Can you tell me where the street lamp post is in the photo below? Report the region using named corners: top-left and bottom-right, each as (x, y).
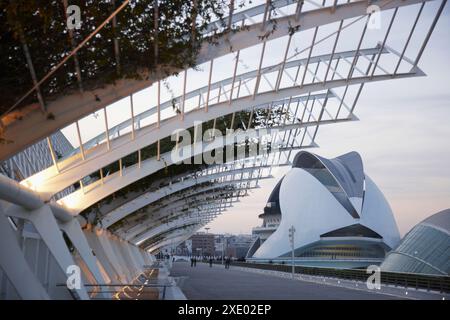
top-left (288, 225), bottom-right (296, 279)
top-left (221, 235), bottom-right (225, 265)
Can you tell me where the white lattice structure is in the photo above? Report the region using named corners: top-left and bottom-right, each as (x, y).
top-left (0, 0), bottom-right (446, 299)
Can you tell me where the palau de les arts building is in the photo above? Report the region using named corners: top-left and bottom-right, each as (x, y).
top-left (247, 151), bottom-right (402, 269)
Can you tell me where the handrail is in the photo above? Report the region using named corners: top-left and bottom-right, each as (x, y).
top-left (229, 261), bottom-right (450, 293)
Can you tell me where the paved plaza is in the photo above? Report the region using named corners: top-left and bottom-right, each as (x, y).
top-left (170, 262), bottom-right (402, 300)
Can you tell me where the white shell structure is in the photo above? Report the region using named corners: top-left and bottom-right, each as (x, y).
top-left (250, 151), bottom-right (401, 266)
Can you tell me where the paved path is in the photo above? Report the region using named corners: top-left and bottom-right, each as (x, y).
top-left (169, 261), bottom-right (401, 300)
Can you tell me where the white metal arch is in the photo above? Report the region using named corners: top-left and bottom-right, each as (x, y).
top-left (121, 192), bottom-right (247, 241)
top-left (100, 159), bottom-right (277, 228)
top-left (116, 185), bottom-right (252, 234)
top-left (23, 62), bottom-right (421, 202)
top-left (55, 116), bottom-right (346, 214)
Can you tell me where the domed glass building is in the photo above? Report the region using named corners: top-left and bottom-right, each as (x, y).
top-left (247, 151), bottom-right (401, 269)
top-left (381, 209), bottom-right (450, 276)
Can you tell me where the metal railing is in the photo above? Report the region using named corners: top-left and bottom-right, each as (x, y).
top-left (58, 282), bottom-right (173, 300)
top-left (229, 261), bottom-right (450, 293)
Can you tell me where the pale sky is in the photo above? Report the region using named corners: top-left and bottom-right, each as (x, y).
top-left (59, 2), bottom-right (450, 238)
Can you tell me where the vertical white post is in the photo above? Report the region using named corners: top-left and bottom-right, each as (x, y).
top-left (276, 35), bottom-right (292, 91)
top-left (229, 50), bottom-right (240, 104)
top-left (181, 69), bottom-right (187, 120)
top-left (103, 108), bottom-right (111, 151)
top-left (157, 139), bottom-right (161, 161)
top-left (300, 27), bottom-right (319, 87)
top-left (157, 80), bottom-right (161, 128)
top-left (130, 95), bottom-right (136, 140)
top-left (46, 137), bottom-right (59, 173)
top-left (289, 225), bottom-right (295, 279)
top-left (75, 121), bottom-right (85, 160)
top-left (253, 41), bottom-right (267, 99)
top-left (205, 59), bottom-right (214, 112)
top-left (138, 149), bottom-right (142, 168)
top-left (100, 167), bottom-right (104, 184)
top-left (295, 0), bottom-right (304, 21)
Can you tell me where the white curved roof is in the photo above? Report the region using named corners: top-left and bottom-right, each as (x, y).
top-left (293, 151), bottom-right (364, 199)
top-left (252, 151), bottom-right (401, 259)
top-left (292, 151), bottom-right (365, 218)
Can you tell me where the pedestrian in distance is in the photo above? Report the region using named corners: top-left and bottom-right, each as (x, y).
top-left (190, 257), bottom-right (194, 267)
top-left (209, 257), bottom-right (213, 267)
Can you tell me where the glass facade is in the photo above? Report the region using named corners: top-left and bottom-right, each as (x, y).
top-left (381, 224), bottom-right (450, 275)
top-left (280, 240), bottom-right (387, 260)
top-left (320, 224), bottom-right (382, 239)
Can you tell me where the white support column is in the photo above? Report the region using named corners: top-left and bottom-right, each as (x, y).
top-left (108, 238), bottom-right (133, 283)
top-left (6, 204), bottom-right (90, 299)
top-left (128, 245), bottom-right (145, 271)
top-left (83, 229), bottom-right (120, 284)
top-left (122, 242), bottom-right (142, 277)
top-left (96, 232), bottom-right (129, 283)
top-left (0, 204), bottom-right (50, 299)
top-left (114, 240), bottom-right (138, 278)
top-left (59, 219), bottom-right (110, 286)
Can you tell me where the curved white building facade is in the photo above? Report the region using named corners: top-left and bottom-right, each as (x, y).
top-left (248, 151), bottom-right (401, 268)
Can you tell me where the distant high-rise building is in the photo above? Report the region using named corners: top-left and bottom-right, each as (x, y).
top-left (190, 232), bottom-right (215, 256)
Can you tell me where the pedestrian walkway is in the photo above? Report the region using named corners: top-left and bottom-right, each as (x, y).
top-left (169, 261), bottom-right (401, 300)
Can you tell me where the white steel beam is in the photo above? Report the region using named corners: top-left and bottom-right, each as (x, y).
top-left (100, 164), bottom-right (275, 228)
top-left (23, 61), bottom-right (404, 198)
top-left (56, 115), bottom-right (352, 215)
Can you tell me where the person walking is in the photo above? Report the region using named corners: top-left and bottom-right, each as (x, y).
top-left (193, 257), bottom-right (197, 267)
top-left (225, 257), bottom-right (230, 269)
top-left (209, 257), bottom-right (213, 267)
top-left (190, 257), bottom-right (194, 267)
